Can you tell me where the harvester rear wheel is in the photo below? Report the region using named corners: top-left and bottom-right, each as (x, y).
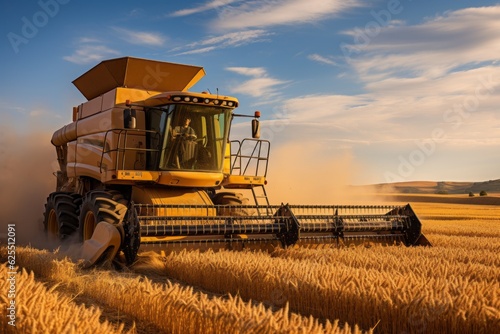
top-left (43, 192), bottom-right (81, 241)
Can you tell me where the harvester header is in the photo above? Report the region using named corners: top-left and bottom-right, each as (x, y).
top-left (43, 56), bottom-right (430, 268)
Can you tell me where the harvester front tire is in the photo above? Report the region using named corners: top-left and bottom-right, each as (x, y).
top-left (78, 190), bottom-right (128, 242)
top-left (122, 203), bottom-right (141, 265)
top-left (78, 190), bottom-right (140, 265)
top-left (43, 192), bottom-right (82, 242)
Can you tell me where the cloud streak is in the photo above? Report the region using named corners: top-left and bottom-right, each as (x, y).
top-left (172, 29), bottom-right (271, 55)
top-left (112, 27), bottom-right (166, 46)
top-left (211, 0), bottom-right (362, 30)
top-left (64, 27), bottom-right (166, 65)
top-left (226, 67), bottom-right (289, 98)
top-left (63, 39), bottom-right (120, 65)
top-left (170, 0), bottom-right (239, 17)
top-left (343, 6), bottom-right (500, 80)
top-left (308, 54), bottom-right (338, 66)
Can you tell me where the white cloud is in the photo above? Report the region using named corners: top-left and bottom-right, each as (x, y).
top-left (199, 30), bottom-right (271, 46)
top-left (229, 77), bottom-right (288, 98)
top-left (0, 102), bottom-right (25, 115)
top-left (112, 27), bottom-right (166, 46)
top-left (287, 6), bottom-right (500, 150)
top-left (170, 0), bottom-right (238, 17)
top-left (128, 8), bottom-right (143, 17)
top-left (175, 46), bottom-right (217, 55)
top-left (308, 54), bottom-right (338, 66)
top-left (226, 67), bottom-right (267, 77)
top-left (277, 68), bottom-right (500, 162)
top-left (212, 0), bottom-right (362, 30)
top-left (343, 6), bottom-right (500, 80)
top-left (78, 37), bottom-right (101, 44)
top-left (65, 28), bottom-right (165, 65)
top-left (63, 44), bottom-right (120, 65)
top-left (226, 67), bottom-right (288, 98)
top-left (29, 109), bottom-right (61, 119)
top-left (227, 6), bottom-right (500, 175)
top-left (270, 73), bottom-right (500, 184)
top-left (173, 30), bottom-right (271, 55)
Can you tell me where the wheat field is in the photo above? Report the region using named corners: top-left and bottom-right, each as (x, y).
top-left (1, 247), bottom-right (359, 334)
top-left (1, 197), bottom-right (499, 333)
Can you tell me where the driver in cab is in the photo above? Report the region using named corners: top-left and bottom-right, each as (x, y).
top-left (173, 117), bottom-right (197, 140)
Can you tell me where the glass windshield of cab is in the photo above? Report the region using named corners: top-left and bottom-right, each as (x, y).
top-left (147, 104), bottom-right (230, 172)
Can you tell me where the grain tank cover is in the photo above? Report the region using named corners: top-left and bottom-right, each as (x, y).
top-left (72, 56), bottom-right (206, 101)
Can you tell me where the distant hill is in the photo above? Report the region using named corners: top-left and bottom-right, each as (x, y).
top-left (359, 179), bottom-right (500, 195)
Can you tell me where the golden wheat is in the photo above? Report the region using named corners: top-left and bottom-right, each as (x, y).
top-left (7, 247), bottom-right (359, 334)
top-left (162, 247), bottom-right (498, 333)
top-left (3, 201), bottom-right (499, 333)
top-left (0, 265), bottom-right (129, 334)
top-left (156, 202), bottom-right (500, 334)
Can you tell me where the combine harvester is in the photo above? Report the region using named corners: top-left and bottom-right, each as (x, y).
top-left (44, 57), bottom-right (430, 267)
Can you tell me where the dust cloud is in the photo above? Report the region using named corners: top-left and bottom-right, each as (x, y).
top-left (0, 128), bottom-right (57, 246)
top-left (265, 141), bottom-right (382, 205)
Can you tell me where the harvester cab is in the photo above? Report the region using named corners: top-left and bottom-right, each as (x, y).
top-left (44, 57), bottom-right (430, 268)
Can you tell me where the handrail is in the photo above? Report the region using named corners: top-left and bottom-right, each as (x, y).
top-left (229, 139), bottom-right (270, 177)
top-left (99, 128), bottom-right (161, 173)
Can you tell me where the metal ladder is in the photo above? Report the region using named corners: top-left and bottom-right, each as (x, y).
top-left (251, 184), bottom-right (272, 216)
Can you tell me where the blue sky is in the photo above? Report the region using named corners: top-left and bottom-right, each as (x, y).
top-left (1, 0), bottom-right (500, 188)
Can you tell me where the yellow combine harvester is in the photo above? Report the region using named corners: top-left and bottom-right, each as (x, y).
top-left (44, 57), bottom-right (430, 266)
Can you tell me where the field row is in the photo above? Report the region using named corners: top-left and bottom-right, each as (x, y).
top-left (157, 244), bottom-right (499, 334)
top-left (0, 265), bottom-right (129, 334)
top-left (2, 247), bottom-right (364, 334)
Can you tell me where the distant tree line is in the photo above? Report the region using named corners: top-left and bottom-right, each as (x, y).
top-left (468, 191), bottom-right (488, 197)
